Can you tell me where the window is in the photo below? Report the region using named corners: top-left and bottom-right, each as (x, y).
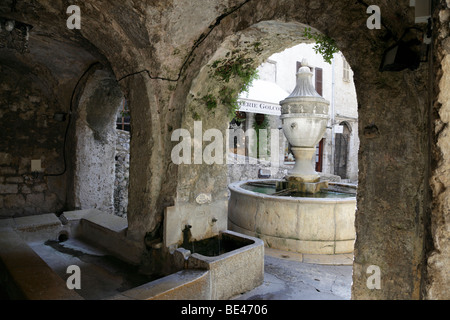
top-left (259, 59), bottom-right (277, 83)
top-left (343, 59), bottom-right (351, 82)
top-left (116, 98), bottom-right (130, 132)
top-left (296, 62), bottom-right (322, 96)
top-left (315, 67), bottom-right (323, 96)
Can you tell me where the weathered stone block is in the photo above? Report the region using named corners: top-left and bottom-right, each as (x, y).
top-left (26, 193), bottom-right (45, 207)
top-left (6, 177), bottom-right (24, 184)
top-left (0, 167), bottom-right (16, 175)
top-left (18, 158), bottom-right (30, 175)
top-left (0, 153), bottom-right (12, 165)
top-left (4, 194), bottom-right (25, 208)
top-left (32, 183), bottom-right (47, 192)
top-left (20, 185), bottom-right (32, 194)
top-left (0, 184), bottom-right (18, 194)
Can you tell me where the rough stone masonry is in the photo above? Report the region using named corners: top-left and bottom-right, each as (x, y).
top-left (0, 0), bottom-right (448, 299)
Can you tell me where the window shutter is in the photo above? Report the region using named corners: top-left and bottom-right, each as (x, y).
top-left (343, 60), bottom-right (350, 82)
top-left (315, 67), bottom-right (323, 96)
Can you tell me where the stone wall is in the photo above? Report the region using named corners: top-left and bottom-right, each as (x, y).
top-left (2, 0), bottom-right (448, 300)
top-left (114, 130), bottom-right (130, 218)
top-left (0, 64), bottom-right (66, 217)
top-left (427, 0), bottom-right (450, 299)
top-left (227, 154), bottom-right (291, 184)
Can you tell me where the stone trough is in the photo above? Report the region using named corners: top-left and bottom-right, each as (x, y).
top-left (0, 210), bottom-right (263, 300)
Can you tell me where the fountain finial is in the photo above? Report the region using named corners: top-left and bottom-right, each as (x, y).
top-left (286, 59), bottom-right (320, 99)
top-left (300, 58), bottom-right (310, 70)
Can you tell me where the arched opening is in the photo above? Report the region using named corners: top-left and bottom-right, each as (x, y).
top-left (334, 121), bottom-right (351, 180)
top-left (114, 98), bottom-right (131, 218)
top-left (227, 43), bottom-right (359, 186)
top-left (170, 2), bottom-right (431, 297)
top-left (69, 68), bottom-right (124, 215)
top-left (166, 22), bottom-right (359, 299)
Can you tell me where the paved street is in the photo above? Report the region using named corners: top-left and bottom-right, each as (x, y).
top-left (236, 249), bottom-right (353, 300)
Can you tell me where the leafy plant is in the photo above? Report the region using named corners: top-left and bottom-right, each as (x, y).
top-left (304, 27), bottom-right (339, 64)
top-left (212, 55), bottom-right (258, 85)
top-left (211, 52), bottom-right (259, 119)
top-left (253, 42), bottom-right (263, 53)
top-left (218, 87), bottom-right (239, 119)
top-left (201, 94), bottom-right (218, 111)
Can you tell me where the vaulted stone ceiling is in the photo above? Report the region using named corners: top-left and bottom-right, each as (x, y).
top-left (0, 0), bottom-right (414, 91)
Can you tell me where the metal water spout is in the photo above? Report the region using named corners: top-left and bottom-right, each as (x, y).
top-left (182, 224), bottom-right (192, 249)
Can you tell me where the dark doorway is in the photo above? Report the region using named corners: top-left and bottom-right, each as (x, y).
top-left (334, 122), bottom-right (350, 179)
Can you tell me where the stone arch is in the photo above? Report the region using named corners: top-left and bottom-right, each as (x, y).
top-left (122, 1), bottom-right (384, 244)
top-left (0, 0), bottom-right (440, 300)
top-left (168, 2), bottom-right (430, 300)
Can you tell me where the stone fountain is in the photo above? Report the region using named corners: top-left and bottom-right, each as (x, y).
top-left (228, 61), bottom-right (357, 256)
top-left (277, 62), bottom-right (330, 194)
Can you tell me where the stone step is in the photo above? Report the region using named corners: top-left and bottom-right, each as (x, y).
top-left (108, 269), bottom-right (210, 300)
top-left (0, 228), bottom-right (82, 300)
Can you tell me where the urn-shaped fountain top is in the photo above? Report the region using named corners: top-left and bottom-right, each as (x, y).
top-left (279, 60), bottom-right (330, 186)
top-left (280, 61), bottom-right (330, 116)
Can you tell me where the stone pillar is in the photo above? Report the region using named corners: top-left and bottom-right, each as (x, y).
top-left (125, 75), bottom-right (180, 244)
top-left (351, 66), bottom-right (430, 299)
top-left (426, 0), bottom-right (450, 299)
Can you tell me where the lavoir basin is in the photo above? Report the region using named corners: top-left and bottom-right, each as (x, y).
top-left (0, 209), bottom-right (263, 300)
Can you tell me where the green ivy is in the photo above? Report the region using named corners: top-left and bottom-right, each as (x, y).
top-left (201, 94), bottom-right (218, 111)
top-left (303, 27), bottom-right (339, 64)
top-left (210, 52), bottom-right (259, 119)
top-left (192, 111), bottom-right (201, 121)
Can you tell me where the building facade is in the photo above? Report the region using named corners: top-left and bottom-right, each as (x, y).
top-left (232, 43), bottom-right (359, 183)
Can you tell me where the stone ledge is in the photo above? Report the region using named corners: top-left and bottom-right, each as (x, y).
top-left (110, 270), bottom-right (210, 300)
top-left (62, 209), bottom-right (142, 265)
top-left (0, 218), bottom-right (14, 230)
top-left (0, 228), bottom-right (82, 300)
top-left (13, 213), bottom-right (62, 231)
top-left (265, 247), bottom-right (354, 266)
top-left (62, 209), bottom-right (127, 234)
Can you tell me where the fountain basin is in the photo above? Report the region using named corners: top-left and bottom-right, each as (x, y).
top-left (228, 180), bottom-right (357, 255)
top-left (0, 210), bottom-right (263, 300)
top-left (177, 231), bottom-right (264, 300)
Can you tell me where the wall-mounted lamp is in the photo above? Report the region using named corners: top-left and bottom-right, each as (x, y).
top-left (380, 26), bottom-right (428, 72)
top-left (380, 41), bottom-right (421, 72)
